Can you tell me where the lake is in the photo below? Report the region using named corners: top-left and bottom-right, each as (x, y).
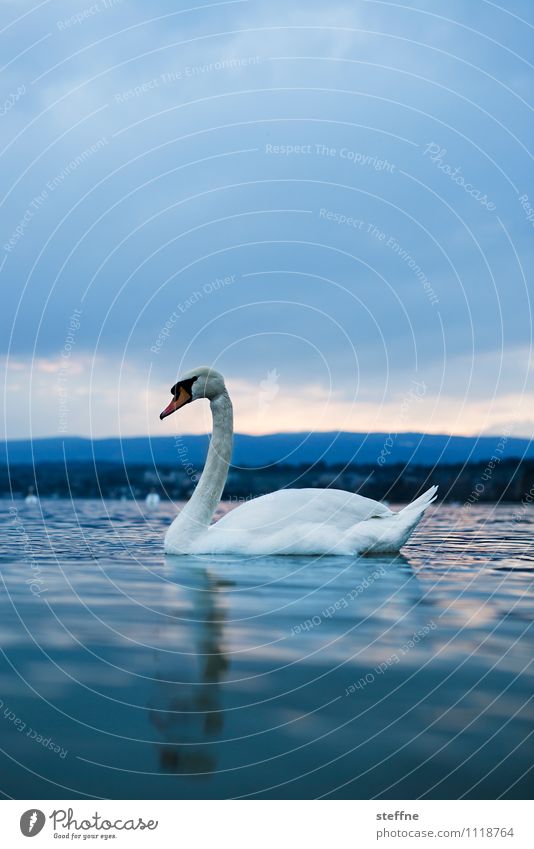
top-left (1, 499), bottom-right (532, 799)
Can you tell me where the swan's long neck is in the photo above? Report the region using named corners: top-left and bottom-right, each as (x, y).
top-left (170, 390), bottom-right (233, 539)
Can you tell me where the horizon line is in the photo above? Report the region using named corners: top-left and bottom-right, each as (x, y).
top-left (3, 429), bottom-right (532, 443)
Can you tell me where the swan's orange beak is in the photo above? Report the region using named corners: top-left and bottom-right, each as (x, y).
top-left (159, 386), bottom-right (191, 419)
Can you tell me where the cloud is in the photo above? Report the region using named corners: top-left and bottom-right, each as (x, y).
top-left (3, 351), bottom-right (533, 438)
top-left (1, 0), bottom-right (532, 438)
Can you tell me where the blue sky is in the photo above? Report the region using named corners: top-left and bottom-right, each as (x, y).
top-left (1, 0), bottom-right (533, 438)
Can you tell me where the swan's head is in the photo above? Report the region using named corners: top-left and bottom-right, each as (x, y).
top-left (159, 366), bottom-right (226, 419)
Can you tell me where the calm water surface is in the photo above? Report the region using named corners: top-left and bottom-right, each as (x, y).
top-left (1, 499), bottom-right (533, 799)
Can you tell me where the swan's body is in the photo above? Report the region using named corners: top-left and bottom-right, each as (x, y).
top-left (160, 367), bottom-right (437, 556)
top-left (25, 487), bottom-right (38, 505)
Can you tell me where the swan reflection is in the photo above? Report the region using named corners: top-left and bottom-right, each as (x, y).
top-left (148, 565), bottom-right (232, 776)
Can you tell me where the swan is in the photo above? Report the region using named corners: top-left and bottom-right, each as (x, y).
top-left (145, 488), bottom-right (161, 508)
top-left (25, 486), bottom-right (39, 506)
top-left (160, 367), bottom-right (437, 556)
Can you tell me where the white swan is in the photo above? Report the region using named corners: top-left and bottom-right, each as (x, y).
top-left (160, 367), bottom-right (437, 556)
top-left (25, 486), bottom-right (39, 506)
top-left (145, 489), bottom-right (161, 508)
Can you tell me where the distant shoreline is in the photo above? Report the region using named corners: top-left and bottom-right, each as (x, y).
top-left (3, 458), bottom-right (532, 504)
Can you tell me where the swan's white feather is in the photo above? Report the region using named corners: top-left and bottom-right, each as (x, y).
top-left (214, 488), bottom-right (392, 532)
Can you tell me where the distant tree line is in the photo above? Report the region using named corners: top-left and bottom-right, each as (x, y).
top-left (2, 459), bottom-right (532, 503)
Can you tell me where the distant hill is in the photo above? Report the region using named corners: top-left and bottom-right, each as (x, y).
top-left (1, 431), bottom-right (532, 467)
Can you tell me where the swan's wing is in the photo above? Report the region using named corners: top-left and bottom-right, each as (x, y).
top-left (213, 488), bottom-right (392, 534)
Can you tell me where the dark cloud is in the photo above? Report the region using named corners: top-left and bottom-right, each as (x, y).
top-left (1, 0), bottom-right (532, 436)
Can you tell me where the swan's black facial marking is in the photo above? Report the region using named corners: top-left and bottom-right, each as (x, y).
top-left (170, 376), bottom-right (197, 399)
top-left (160, 376), bottom-right (198, 420)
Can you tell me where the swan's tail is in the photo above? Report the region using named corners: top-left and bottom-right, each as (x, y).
top-left (398, 484), bottom-right (439, 519)
top-left (351, 485), bottom-right (438, 554)
top-left (386, 484), bottom-right (439, 551)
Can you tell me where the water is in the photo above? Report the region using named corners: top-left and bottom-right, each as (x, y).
top-left (1, 499), bottom-right (532, 800)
